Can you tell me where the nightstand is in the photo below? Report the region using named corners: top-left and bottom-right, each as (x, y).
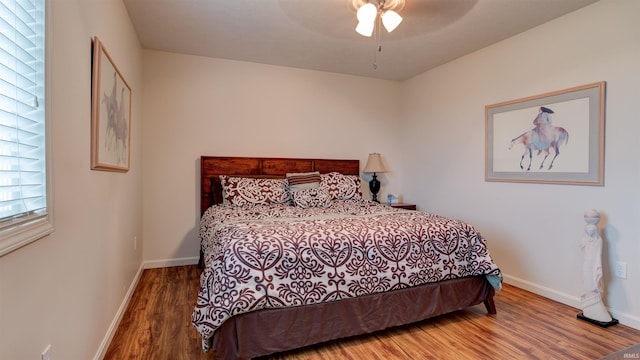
top-left (389, 203), bottom-right (417, 210)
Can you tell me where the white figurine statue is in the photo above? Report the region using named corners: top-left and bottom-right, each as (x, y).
top-left (579, 209), bottom-right (613, 323)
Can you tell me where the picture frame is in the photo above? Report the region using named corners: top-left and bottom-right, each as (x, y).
top-left (91, 36), bottom-right (132, 172)
top-left (485, 81), bottom-right (605, 185)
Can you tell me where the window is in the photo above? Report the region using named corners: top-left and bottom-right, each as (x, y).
top-left (0, 0), bottom-right (51, 256)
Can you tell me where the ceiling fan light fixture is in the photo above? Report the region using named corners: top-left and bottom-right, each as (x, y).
top-left (381, 10), bottom-right (402, 33)
top-left (353, 0), bottom-right (404, 37)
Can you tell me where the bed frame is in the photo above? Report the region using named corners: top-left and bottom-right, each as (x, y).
top-left (198, 156), bottom-right (496, 359)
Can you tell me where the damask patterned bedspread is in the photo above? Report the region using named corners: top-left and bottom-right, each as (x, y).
top-left (192, 200), bottom-right (502, 350)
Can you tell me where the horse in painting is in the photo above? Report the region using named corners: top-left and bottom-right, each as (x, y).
top-left (100, 72), bottom-right (128, 165)
top-left (101, 72), bottom-right (119, 151)
top-left (509, 108), bottom-right (569, 171)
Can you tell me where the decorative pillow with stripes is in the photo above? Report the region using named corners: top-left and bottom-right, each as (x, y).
top-left (286, 171), bottom-right (321, 192)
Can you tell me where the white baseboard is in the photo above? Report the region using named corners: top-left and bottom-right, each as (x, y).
top-left (610, 311), bottom-right (640, 330)
top-left (143, 256), bottom-right (199, 269)
top-left (93, 262), bottom-right (144, 360)
top-left (503, 273), bottom-right (640, 330)
top-left (502, 273), bottom-right (581, 307)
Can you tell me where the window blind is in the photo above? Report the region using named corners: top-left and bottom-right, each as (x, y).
top-left (0, 0), bottom-right (47, 239)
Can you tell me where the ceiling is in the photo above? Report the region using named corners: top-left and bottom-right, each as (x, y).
top-left (123, 0), bottom-right (599, 81)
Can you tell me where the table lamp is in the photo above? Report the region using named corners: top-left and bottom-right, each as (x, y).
top-left (363, 153), bottom-right (388, 203)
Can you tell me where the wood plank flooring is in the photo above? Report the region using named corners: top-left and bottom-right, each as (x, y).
top-left (103, 266), bottom-right (640, 359)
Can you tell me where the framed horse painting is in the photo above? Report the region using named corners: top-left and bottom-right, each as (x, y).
top-left (485, 82), bottom-right (605, 185)
top-left (91, 36), bottom-right (132, 172)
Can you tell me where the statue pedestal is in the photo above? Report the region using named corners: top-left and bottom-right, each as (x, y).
top-left (577, 312), bottom-right (619, 327)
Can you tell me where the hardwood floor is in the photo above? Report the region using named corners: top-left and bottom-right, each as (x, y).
top-left (104, 266), bottom-right (640, 359)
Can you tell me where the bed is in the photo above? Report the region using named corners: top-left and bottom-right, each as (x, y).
top-left (192, 156), bottom-right (502, 359)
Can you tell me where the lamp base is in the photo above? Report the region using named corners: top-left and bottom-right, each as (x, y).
top-left (369, 173), bottom-right (381, 203)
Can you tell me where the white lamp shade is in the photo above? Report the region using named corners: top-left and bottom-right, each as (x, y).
top-left (355, 20), bottom-right (374, 37)
top-left (355, 3), bottom-right (377, 37)
top-left (382, 10), bottom-right (402, 32)
top-left (363, 153), bottom-right (388, 173)
top-left (357, 3), bottom-right (377, 22)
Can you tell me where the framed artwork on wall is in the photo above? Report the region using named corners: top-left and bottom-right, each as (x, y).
top-left (485, 81), bottom-right (605, 185)
top-left (91, 36), bottom-right (132, 172)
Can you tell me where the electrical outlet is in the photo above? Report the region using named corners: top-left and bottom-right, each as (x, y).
top-left (42, 344), bottom-right (51, 360)
top-left (615, 261), bottom-right (627, 279)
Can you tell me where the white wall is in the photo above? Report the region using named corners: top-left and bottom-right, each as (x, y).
top-left (400, 0), bottom-right (640, 328)
top-left (3, 0), bottom-right (636, 359)
top-left (141, 52), bottom-right (403, 265)
top-left (0, 1), bottom-right (143, 359)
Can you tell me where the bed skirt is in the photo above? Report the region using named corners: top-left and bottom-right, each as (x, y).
top-left (210, 276), bottom-right (495, 359)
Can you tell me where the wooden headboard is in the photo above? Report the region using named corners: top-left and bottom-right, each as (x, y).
top-left (200, 156), bottom-right (360, 215)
